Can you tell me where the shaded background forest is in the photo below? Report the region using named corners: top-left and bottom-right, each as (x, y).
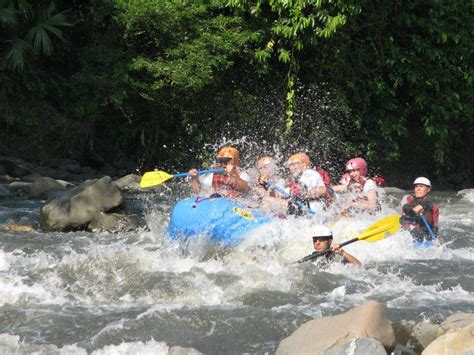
top-left (1, 0), bottom-right (473, 189)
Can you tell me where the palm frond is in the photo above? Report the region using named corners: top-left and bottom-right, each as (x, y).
top-left (3, 37), bottom-right (30, 70)
top-left (0, 7), bottom-right (17, 28)
top-left (26, 24), bottom-right (53, 55)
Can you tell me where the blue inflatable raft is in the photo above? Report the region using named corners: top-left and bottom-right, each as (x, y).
top-left (167, 197), bottom-right (272, 245)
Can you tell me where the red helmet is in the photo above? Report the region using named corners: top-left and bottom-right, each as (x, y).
top-left (345, 158), bottom-right (367, 176)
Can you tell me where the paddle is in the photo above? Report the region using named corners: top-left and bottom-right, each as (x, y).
top-left (265, 181), bottom-right (316, 215)
top-left (420, 214), bottom-right (437, 240)
top-left (294, 214), bottom-right (400, 264)
top-left (140, 168), bottom-right (224, 188)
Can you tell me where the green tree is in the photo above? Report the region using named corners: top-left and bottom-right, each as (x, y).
top-left (228, 0), bottom-right (361, 134)
top-left (0, 0), bottom-right (71, 70)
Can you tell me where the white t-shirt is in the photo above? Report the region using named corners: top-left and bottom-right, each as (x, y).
top-left (363, 178), bottom-right (377, 193)
top-left (198, 171), bottom-right (251, 195)
top-left (299, 169), bottom-right (325, 191)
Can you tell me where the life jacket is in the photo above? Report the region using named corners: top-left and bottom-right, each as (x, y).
top-left (315, 168), bottom-right (335, 205)
top-left (347, 177), bottom-right (368, 194)
top-left (346, 176), bottom-right (382, 213)
top-left (315, 169), bottom-right (331, 186)
top-left (400, 195), bottom-right (439, 233)
top-left (373, 176), bottom-right (385, 186)
top-left (212, 170), bottom-right (240, 199)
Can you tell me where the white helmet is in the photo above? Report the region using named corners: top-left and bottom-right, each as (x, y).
top-left (312, 225), bottom-right (333, 238)
top-left (413, 177), bottom-right (431, 187)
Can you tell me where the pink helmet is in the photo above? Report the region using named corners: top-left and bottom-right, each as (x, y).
top-left (345, 158), bottom-right (367, 176)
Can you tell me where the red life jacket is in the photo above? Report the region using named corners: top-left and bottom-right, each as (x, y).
top-left (315, 169), bottom-right (331, 186)
top-left (401, 195), bottom-right (439, 229)
top-left (212, 171), bottom-right (240, 198)
top-left (373, 176), bottom-right (385, 186)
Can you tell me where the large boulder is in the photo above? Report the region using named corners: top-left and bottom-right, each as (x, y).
top-left (422, 323), bottom-right (474, 355)
top-left (276, 301), bottom-right (395, 354)
top-left (438, 313), bottom-right (474, 336)
top-left (410, 321), bottom-right (439, 349)
top-left (88, 212), bottom-right (142, 233)
top-left (324, 337), bottom-right (387, 355)
top-left (113, 174), bottom-right (142, 191)
top-left (30, 177), bottom-right (66, 199)
top-left (40, 176), bottom-right (123, 231)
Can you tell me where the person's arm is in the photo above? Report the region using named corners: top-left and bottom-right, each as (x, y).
top-left (226, 165), bottom-right (250, 193)
top-left (305, 185), bottom-right (327, 199)
top-left (366, 189), bottom-right (377, 209)
top-left (332, 244), bottom-right (362, 266)
top-left (332, 184), bottom-right (348, 193)
top-left (189, 168), bottom-right (201, 194)
top-left (301, 171), bottom-right (327, 199)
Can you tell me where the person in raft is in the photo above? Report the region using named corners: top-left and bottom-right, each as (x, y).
top-left (253, 156), bottom-right (287, 201)
top-left (189, 146), bottom-right (250, 198)
top-left (400, 177), bottom-right (439, 243)
top-left (332, 157), bottom-right (381, 215)
top-left (311, 225), bottom-right (362, 266)
top-left (286, 153), bottom-right (331, 214)
top-left (254, 153), bottom-right (329, 214)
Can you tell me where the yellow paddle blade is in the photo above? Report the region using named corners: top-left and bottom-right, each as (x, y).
top-left (140, 170), bottom-right (174, 188)
top-left (358, 214), bottom-right (400, 242)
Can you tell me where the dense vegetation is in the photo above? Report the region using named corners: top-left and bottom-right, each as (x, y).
top-left (1, 0), bottom-right (473, 188)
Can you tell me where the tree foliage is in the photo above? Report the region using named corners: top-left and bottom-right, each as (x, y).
top-left (0, 0), bottom-right (71, 70)
top-left (0, 0), bottom-right (472, 186)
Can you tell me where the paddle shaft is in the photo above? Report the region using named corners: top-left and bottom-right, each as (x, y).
top-left (174, 168), bottom-right (224, 178)
top-left (420, 214), bottom-right (437, 240)
top-left (266, 182), bottom-right (316, 215)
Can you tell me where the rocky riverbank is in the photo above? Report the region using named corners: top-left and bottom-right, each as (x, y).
top-left (0, 155), bottom-right (147, 233)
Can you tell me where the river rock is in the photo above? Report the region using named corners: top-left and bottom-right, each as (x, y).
top-left (167, 346), bottom-right (203, 355)
top-left (0, 156), bottom-right (32, 177)
top-left (0, 185), bottom-right (12, 198)
top-left (88, 212), bottom-right (142, 232)
top-left (438, 313), bottom-right (474, 336)
top-left (324, 337), bottom-right (387, 355)
top-left (411, 321), bottom-right (439, 349)
top-left (40, 176), bottom-right (123, 231)
top-left (114, 174), bottom-right (142, 191)
top-left (21, 173), bottom-right (43, 182)
top-left (98, 163), bottom-right (118, 178)
top-left (0, 225), bottom-right (34, 232)
top-left (81, 166), bottom-right (97, 179)
top-left (422, 323), bottom-right (474, 355)
top-left (64, 163), bottom-right (82, 175)
top-left (457, 188), bottom-right (474, 196)
top-left (8, 181), bottom-right (32, 195)
top-left (30, 177), bottom-right (66, 199)
top-left (276, 301), bottom-right (395, 354)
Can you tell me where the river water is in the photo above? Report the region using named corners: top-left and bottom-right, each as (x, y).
top-left (0, 186), bottom-right (472, 354)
